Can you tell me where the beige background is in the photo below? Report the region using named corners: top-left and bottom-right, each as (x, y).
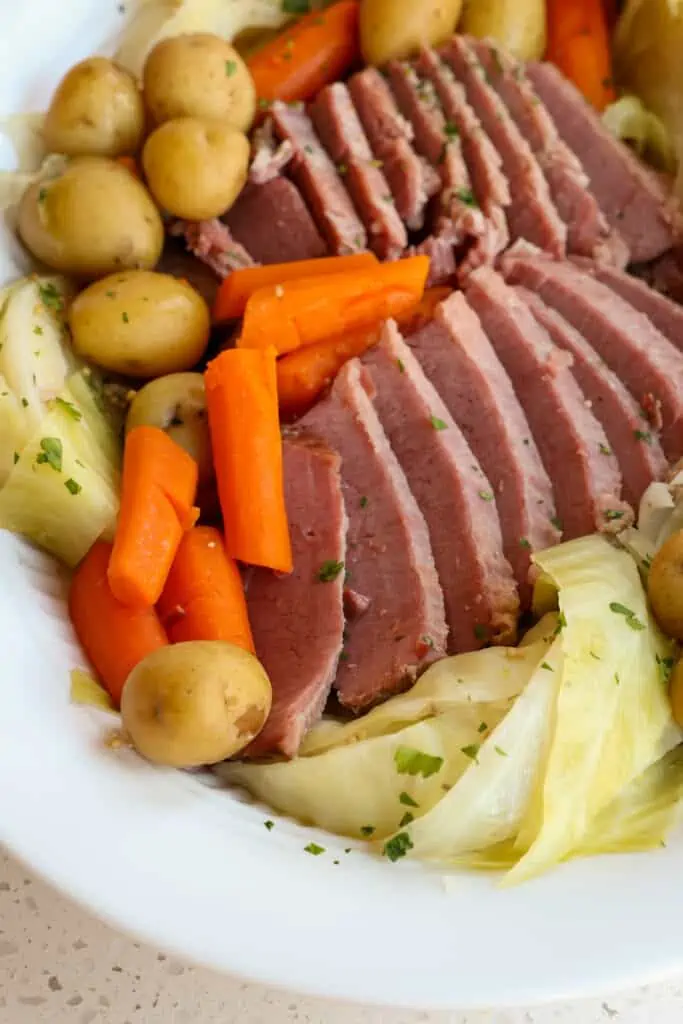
top-left (0, 849), bottom-right (678, 1023)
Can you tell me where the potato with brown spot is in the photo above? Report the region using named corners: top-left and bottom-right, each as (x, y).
top-left (648, 530), bottom-right (683, 641)
top-left (121, 642), bottom-right (272, 768)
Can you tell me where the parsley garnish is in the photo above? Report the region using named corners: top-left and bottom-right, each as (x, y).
top-left (609, 601), bottom-right (645, 631)
top-left (614, 673), bottom-right (620, 686)
top-left (399, 792), bottom-right (419, 807)
top-left (444, 121), bottom-right (459, 140)
top-left (474, 623), bottom-right (489, 642)
top-left (494, 746), bottom-right (508, 757)
top-left (634, 429), bottom-right (652, 444)
top-left (455, 187), bottom-right (478, 207)
top-left (479, 490), bottom-right (494, 502)
top-left (65, 478), bottom-right (81, 495)
top-left (12, 452), bottom-right (19, 465)
top-left (359, 495), bottom-right (369, 508)
top-left (282, 0), bottom-right (310, 11)
top-left (519, 537), bottom-right (531, 550)
top-left (399, 812), bottom-right (414, 827)
top-left (337, 162), bottom-right (348, 176)
top-left (599, 443), bottom-right (612, 456)
top-left (316, 560), bottom-right (344, 582)
top-left (360, 825), bottom-right (375, 837)
top-left (656, 654), bottom-right (674, 685)
top-left (397, 358), bottom-right (405, 373)
top-left (478, 722), bottom-right (488, 734)
top-left (36, 437), bottom-right (63, 472)
top-left (225, 60), bottom-right (237, 76)
top-left (33, 325), bottom-right (43, 336)
top-left (554, 611), bottom-right (567, 635)
top-left (122, 311), bottom-right (130, 324)
top-left (383, 832), bottom-right (413, 862)
top-left (550, 515), bottom-right (563, 531)
top-left (603, 509), bottom-right (625, 521)
top-left (264, 820), bottom-right (274, 831)
top-left (461, 743), bottom-right (480, 761)
top-left (38, 282), bottom-right (63, 313)
top-left (541, 662), bottom-right (553, 671)
top-left (394, 746), bottom-right (443, 778)
top-left (21, 397), bottom-right (28, 408)
top-left (430, 415), bottom-right (447, 431)
top-left (38, 187), bottom-right (48, 203)
top-left (54, 397), bottom-right (82, 421)
top-left (304, 842), bottom-right (325, 855)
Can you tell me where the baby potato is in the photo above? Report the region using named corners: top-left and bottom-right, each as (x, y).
top-left (69, 271), bottom-right (210, 379)
top-left (360, 0), bottom-right (463, 65)
top-left (142, 118), bottom-right (249, 221)
top-left (121, 641), bottom-right (273, 767)
top-left (648, 531), bottom-right (683, 641)
top-left (143, 33), bottom-right (256, 134)
top-left (18, 157), bottom-right (163, 279)
top-left (43, 57), bottom-right (145, 158)
top-left (459, 0), bottom-right (547, 62)
top-left (126, 373), bottom-right (213, 490)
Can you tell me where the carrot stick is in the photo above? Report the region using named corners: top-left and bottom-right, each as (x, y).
top-left (248, 0), bottom-right (360, 106)
top-left (69, 541), bottom-right (168, 707)
top-left (239, 255), bottom-right (430, 356)
top-left (108, 426), bottom-right (199, 610)
top-left (205, 348), bottom-right (292, 573)
top-left (158, 526), bottom-right (254, 651)
top-left (545, 0), bottom-right (616, 112)
top-left (212, 252), bottom-right (377, 323)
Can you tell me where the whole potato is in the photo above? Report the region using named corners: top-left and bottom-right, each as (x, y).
top-left (126, 373), bottom-right (213, 491)
top-left (142, 118), bottom-right (249, 220)
top-left (459, 0), bottom-right (547, 62)
top-left (43, 57), bottom-right (145, 158)
top-left (69, 271), bottom-right (210, 378)
top-left (360, 0), bottom-right (463, 65)
top-left (121, 641), bottom-right (273, 767)
top-left (648, 531), bottom-right (683, 641)
top-left (18, 157), bottom-right (163, 279)
top-left (143, 33), bottom-right (256, 134)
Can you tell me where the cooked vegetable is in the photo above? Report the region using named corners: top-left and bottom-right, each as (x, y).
top-left (458, 0), bottom-right (546, 62)
top-left (239, 255), bottom-right (430, 355)
top-left (126, 373), bottom-right (213, 497)
top-left (204, 348), bottom-right (292, 573)
top-left (360, 0), bottom-right (462, 65)
top-left (212, 252), bottom-right (378, 323)
top-left (143, 33), bottom-right (256, 133)
top-left (603, 96), bottom-right (676, 173)
top-left (158, 526), bottom-right (254, 649)
top-left (142, 117), bottom-right (249, 221)
top-left (247, 0), bottom-right (360, 105)
top-left (70, 668), bottom-right (117, 714)
top-left (545, 0), bottom-right (615, 111)
top-left (108, 426), bottom-right (198, 609)
top-left (0, 371), bottom-right (121, 567)
top-left (121, 641), bottom-right (272, 767)
top-left (69, 270), bottom-right (210, 379)
top-left (0, 381), bottom-right (29, 486)
top-left (647, 531), bottom-right (683, 641)
top-left (43, 57), bottom-right (145, 158)
top-left (69, 541), bottom-right (168, 707)
top-left (668, 658), bottom-right (683, 729)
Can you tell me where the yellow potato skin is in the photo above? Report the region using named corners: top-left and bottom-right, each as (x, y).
top-left (142, 117), bottom-right (250, 221)
top-left (69, 271), bottom-right (210, 379)
top-left (17, 157), bottom-right (163, 279)
top-left (459, 0), bottom-right (547, 62)
top-left (648, 531), bottom-right (683, 641)
top-left (43, 57), bottom-right (145, 158)
top-left (360, 0), bottom-right (463, 65)
top-left (143, 33), bottom-right (256, 134)
top-left (121, 642), bottom-right (273, 768)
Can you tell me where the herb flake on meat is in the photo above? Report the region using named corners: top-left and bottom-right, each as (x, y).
top-left (316, 559), bottom-right (344, 583)
top-left (430, 415), bottom-right (447, 431)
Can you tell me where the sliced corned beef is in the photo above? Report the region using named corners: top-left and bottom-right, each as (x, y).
top-left (527, 62), bottom-right (682, 263)
top-left (502, 252), bottom-right (683, 460)
top-left (469, 39), bottom-right (622, 265)
top-left (244, 433), bottom-right (346, 758)
top-left (465, 267), bottom-right (631, 538)
top-left (409, 293), bottom-right (559, 606)
top-left (413, 235), bottom-right (457, 286)
top-left (225, 177), bottom-right (327, 265)
top-left (348, 67), bottom-right (440, 230)
top-left (416, 47), bottom-right (510, 270)
top-left (310, 83), bottom-right (407, 260)
top-left (443, 36), bottom-right (567, 258)
top-left (518, 287), bottom-right (668, 509)
top-left (364, 321), bottom-right (519, 651)
top-left (173, 218), bottom-right (255, 278)
top-left (302, 358), bottom-right (447, 710)
top-left (249, 117), bottom-right (294, 185)
top-left (270, 101), bottom-right (367, 255)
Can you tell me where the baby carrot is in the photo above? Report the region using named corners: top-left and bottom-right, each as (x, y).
top-left (108, 427), bottom-right (199, 610)
top-left (248, 1), bottom-right (360, 105)
top-left (212, 252), bottom-right (377, 323)
top-left (545, 0), bottom-right (616, 112)
top-left (158, 526), bottom-right (254, 651)
top-left (205, 348), bottom-right (292, 574)
top-left (69, 541), bottom-right (168, 707)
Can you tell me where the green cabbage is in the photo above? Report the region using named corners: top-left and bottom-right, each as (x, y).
top-left (603, 96), bottom-right (676, 173)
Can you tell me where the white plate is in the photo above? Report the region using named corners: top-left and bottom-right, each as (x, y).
top-left (3, 2), bottom-right (683, 1010)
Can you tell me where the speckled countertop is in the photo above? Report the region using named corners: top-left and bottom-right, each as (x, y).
top-left (0, 849), bottom-right (680, 1023)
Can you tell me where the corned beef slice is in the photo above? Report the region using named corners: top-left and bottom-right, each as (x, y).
top-left (225, 177), bottom-right (327, 265)
top-left (364, 321), bottom-right (519, 652)
top-left (245, 433), bottom-right (346, 758)
top-left (302, 359), bottom-right (447, 710)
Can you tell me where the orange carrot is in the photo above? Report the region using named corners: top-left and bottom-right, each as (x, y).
top-left (545, 0), bottom-right (616, 112)
top-left (108, 427), bottom-right (199, 610)
top-left (69, 541), bottom-right (168, 706)
top-left (205, 348), bottom-right (292, 573)
top-left (212, 252), bottom-right (377, 323)
top-left (158, 526), bottom-right (254, 651)
top-left (239, 255), bottom-right (430, 356)
top-left (248, 0), bottom-right (360, 106)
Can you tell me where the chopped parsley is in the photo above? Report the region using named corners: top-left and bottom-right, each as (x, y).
top-left (38, 282), bottom-right (63, 313)
top-left (225, 60), bottom-right (237, 76)
top-left (399, 791), bottom-right (419, 807)
top-left (455, 187), bottom-right (478, 208)
top-left (359, 495), bottom-right (369, 508)
top-left (634, 429), bottom-right (652, 444)
top-left (394, 746), bottom-right (443, 778)
top-left (444, 121), bottom-right (460, 140)
top-left (360, 825), bottom-right (375, 837)
top-left (33, 325), bottom-right (43, 336)
top-left (494, 746), bottom-right (508, 757)
top-left (383, 832), bottom-right (413, 862)
top-left (399, 812), bottom-right (414, 828)
top-left (258, 98), bottom-right (272, 111)
top-left (430, 415), bottom-right (447, 431)
top-left (656, 654), bottom-right (674, 685)
top-left (550, 515), bottom-right (563, 531)
top-left (477, 721), bottom-right (488, 734)
top-left (554, 611), bottom-right (567, 635)
top-left (337, 162), bottom-right (348, 176)
top-left (21, 397), bottom-right (28, 408)
top-left (121, 311), bottom-right (130, 324)
top-left (599, 443), bottom-right (612, 456)
top-left (316, 559), bottom-right (344, 582)
top-left (54, 397), bottom-right (82, 421)
top-left (304, 842), bottom-right (325, 856)
top-left (35, 437), bottom-right (63, 472)
top-left (65, 478), bottom-right (81, 495)
top-left (282, 0), bottom-right (311, 11)
top-left (479, 490), bottom-right (494, 502)
top-left (609, 601), bottom-right (645, 631)
top-left (12, 452), bottom-right (19, 465)
top-left (603, 509), bottom-right (625, 522)
top-left (461, 743), bottom-right (480, 761)
top-left (264, 820), bottom-right (274, 831)
top-left (38, 187), bottom-right (48, 203)
top-left (396, 358), bottom-right (405, 373)
top-left (474, 623), bottom-right (489, 642)
top-left (541, 662), bottom-right (553, 671)
top-left (614, 673), bottom-right (620, 686)
top-left (519, 537), bottom-right (531, 550)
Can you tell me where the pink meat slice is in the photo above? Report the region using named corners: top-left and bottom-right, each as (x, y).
top-left (409, 293), bottom-right (560, 607)
top-left (172, 218), bottom-right (255, 278)
top-left (517, 287), bottom-right (668, 510)
top-left (225, 177), bottom-right (327, 265)
top-left (302, 359), bottom-right (447, 711)
top-left (465, 266), bottom-right (631, 539)
top-left (245, 433), bottom-right (346, 759)
top-left (364, 321), bottom-right (519, 652)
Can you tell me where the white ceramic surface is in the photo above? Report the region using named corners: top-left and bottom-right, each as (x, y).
top-left (3, 2), bottom-right (683, 1012)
